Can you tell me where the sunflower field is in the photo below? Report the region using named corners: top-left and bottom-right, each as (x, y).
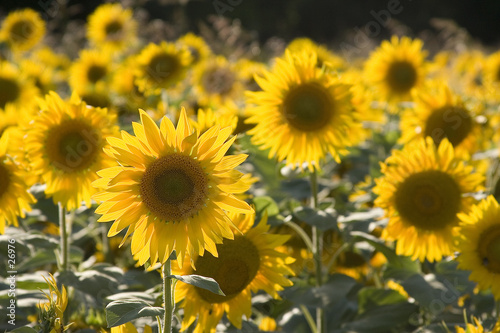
top-left (1, 2), bottom-right (500, 333)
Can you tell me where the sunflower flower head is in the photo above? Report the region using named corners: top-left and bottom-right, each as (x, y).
top-left (246, 49), bottom-right (360, 171)
top-left (457, 195), bottom-right (500, 300)
top-left (0, 8), bottom-right (45, 52)
top-left (26, 91), bottom-right (119, 210)
top-left (0, 132), bottom-right (36, 234)
top-left (455, 316), bottom-right (500, 333)
top-left (87, 3), bottom-right (137, 52)
top-left (134, 41), bottom-right (192, 95)
top-left (364, 36), bottom-right (427, 105)
top-left (93, 108), bottom-right (253, 267)
top-left (173, 212), bottom-right (294, 333)
top-left (373, 137), bottom-right (484, 262)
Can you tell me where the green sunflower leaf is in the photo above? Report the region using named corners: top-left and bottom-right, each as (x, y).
top-left (169, 274), bottom-right (225, 296)
top-left (293, 206), bottom-right (339, 231)
top-left (105, 299), bottom-right (164, 328)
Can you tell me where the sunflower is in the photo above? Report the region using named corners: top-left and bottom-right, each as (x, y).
top-left (192, 56), bottom-right (243, 108)
top-left (287, 37), bottom-right (346, 71)
top-left (189, 108), bottom-right (238, 135)
top-left (26, 92), bottom-right (119, 210)
top-left (455, 316), bottom-right (500, 333)
top-left (245, 50), bottom-right (359, 171)
top-left (482, 51), bottom-right (500, 101)
top-left (456, 195), bottom-right (500, 300)
top-left (38, 274), bottom-right (68, 333)
top-left (450, 50), bottom-right (487, 101)
top-left (235, 58), bottom-right (268, 92)
top-left (19, 58), bottom-right (56, 95)
top-left (173, 212), bottom-right (294, 333)
top-left (364, 36), bottom-right (427, 104)
top-left (0, 8), bottom-right (45, 52)
top-left (177, 33), bottom-right (212, 67)
top-left (111, 323), bottom-right (152, 333)
top-left (87, 3), bottom-right (137, 52)
top-left (0, 61), bottom-right (39, 111)
top-left (373, 137), bottom-right (484, 262)
top-left (0, 133), bottom-right (36, 234)
top-left (134, 41), bottom-right (191, 95)
top-left (92, 108), bottom-right (253, 267)
top-left (400, 81), bottom-right (483, 157)
top-left (111, 56), bottom-right (148, 112)
top-left (69, 49), bottom-right (113, 94)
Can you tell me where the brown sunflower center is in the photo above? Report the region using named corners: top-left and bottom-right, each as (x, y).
top-left (202, 67), bottom-right (236, 96)
top-left (9, 20), bottom-right (34, 43)
top-left (0, 162), bottom-right (11, 200)
top-left (386, 61), bottom-right (418, 94)
top-left (45, 119), bottom-right (101, 172)
top-left (395, 170), bottom-right (461, 231)
top-left (424, 106), bottom-right (473, 147)
top-left (140, 154), bottom-right (208, 222)
top-left (147, 53), bottom-right (179, 82)
top-left (104, 20), bottom-right (123, 41)
top-left (479, 226), bottom-right (500, 273)
top-left (86, 65), bottom-right (107, 84)
top-left (282, 82), bottom-right (333, 132)
top-left (194, 235), bottom-right (260, 303)
top-left (495, 66), bottom-right (500, 82)
top-left (0, 77), bottom-right (20, 108)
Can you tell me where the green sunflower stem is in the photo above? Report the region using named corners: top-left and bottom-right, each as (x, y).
top-left (58, 203), bottom-right (69, 272)
top-left (163, 258), bottom-right (174, 333)
top-left (310, 168), bottom-right (325, 333)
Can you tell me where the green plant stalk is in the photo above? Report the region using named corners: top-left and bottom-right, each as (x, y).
top-left (300, 304), bottom-right (317, 333)
top-left (310, 169), bottom-right (325, 333)
top-left (58, 203), bottom-right (69, 272)
top-left (163, 259), bottom-right (174, 333)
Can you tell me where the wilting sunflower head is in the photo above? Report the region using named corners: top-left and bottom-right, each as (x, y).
top-left (176, 33), bottom-right (212, 67)
top-left (173, 212), bottom-right (294, 333)
top-left (0, 8), bottom-right (45, 52)
top-left (457, 195), bottom-right (500, 300)
top-left (87, 3), bottom-right (137, 52)
top-left (193, 56), bottom-right (244, 107)
top-left (135, 41), bottom-right (192, 95)
top-left (400, 81), bottom-right (482, 157)
top-left (0, 132), bottom-right (36, 234)
top-left (364, 36), bottom-right (427, 104)
top-left (373, 137), bottom-right (484, 262)
top-left (92, 108), bottom-right (254, 268)
top-left (246, 49), bottom-right (360, 171)
top-left (0, 61), bottom-right (39, 111)
top-left (69, 49), bottom-right (113, 94)
top-left (26, 91), bottom-right (119, 210)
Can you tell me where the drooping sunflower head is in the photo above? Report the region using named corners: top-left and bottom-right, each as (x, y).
top-left (457, 195), bottom-right (500, 300)
top-left (93, 108), bottom-right (254, 267)
top-left (373, 137), bottom-right (484, 262)
top-left (173, 212), bottom-right (294, 333)
top-left (0, 8), bottom-right (45, 52)
top-left (135, 41), bottom-right (192, 95)
top-left (400, 81), bottom-right (483, 157)
top-left (0, 61), bottom-right (39, 111)
top-left (193, 56), bottom-right (243, 107)
top-left (69, 49), bottom-right (113, 94)
top-left (246, 50), bottom-right (360, 171)
top-left (176, 33), bottom-right (212, 67)
top-left (0, 132), bottom-right (36, 234)
top-left (364, 36), bottom-right (427, 104)
top-left (26, 91), bottom-right (119, 210)
top-left (87, 3), bottom-right (137, 51)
